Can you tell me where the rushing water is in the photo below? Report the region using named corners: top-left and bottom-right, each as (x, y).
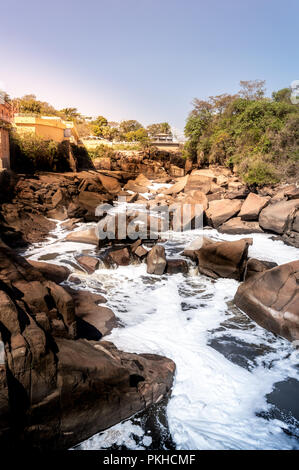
top-left (23, 196), bottom-right (299, 450)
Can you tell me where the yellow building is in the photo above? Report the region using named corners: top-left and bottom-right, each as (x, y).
top-left (13, 115), bottom-right (80, 145)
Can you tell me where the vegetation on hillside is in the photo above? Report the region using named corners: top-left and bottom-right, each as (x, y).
top-left (184, 80), bottom-right (299, 184)
top-left (12, 94), bottom-right (172, 143)
top-left (9, 131), bottom-right (91, 172)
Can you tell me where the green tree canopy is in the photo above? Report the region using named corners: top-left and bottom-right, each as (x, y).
top-left (147, 122), bottom-right (172, 136)
top-left (184, 81), bottom-right (299, 184)
top-left (119, 120), bottom-right (143, 134)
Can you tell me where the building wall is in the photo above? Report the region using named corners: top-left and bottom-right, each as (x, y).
top-left (0, 103), bottom-right (11, 170)
top-left (13, 116), bottom-right (79, 145)
top-left (0, 128), bottom-right (10, 170)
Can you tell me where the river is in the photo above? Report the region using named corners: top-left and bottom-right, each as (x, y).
top-left (23, 189), bottom-right (299, 450)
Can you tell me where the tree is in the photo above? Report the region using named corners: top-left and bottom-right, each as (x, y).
top-left (119, 120), bottom-right (142, 135)
top-left (59, 107), bottom-right (81, 121)
top-left (272, 88), bottom-right (291, 103)
top-left (239, 80), bottom-right (266, 100)
top-left (208, 93), bottom-right (239, 114)
top-left (125, 128), bottom-right (149, 142)
top-left (92, 115), bottom-right (109, 137)
top-left (13, 94), bottom-right (59, 115)
top-left (101, 126), bottom-right (119, 141)
top-left (93, 115), bottom-right (108, 127)
top-left (147, 122), bottom-right (171, 136)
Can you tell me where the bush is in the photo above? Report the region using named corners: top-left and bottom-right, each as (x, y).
top-left (184, 84), bottom-right (299, 185)
top-left (10, 131), bottom-right (73, 172)
top-left (88, 144), bottom-right (116, 160)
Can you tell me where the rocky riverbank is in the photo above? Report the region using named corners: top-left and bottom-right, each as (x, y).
top-left (0, 159), bottom-right (298, 449)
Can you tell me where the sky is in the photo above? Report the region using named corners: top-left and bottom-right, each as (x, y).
top-left (1, 0), bottom-right (298, 133)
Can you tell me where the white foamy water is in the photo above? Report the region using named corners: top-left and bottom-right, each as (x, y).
top-left (24, 215), bottom-right (299, 450)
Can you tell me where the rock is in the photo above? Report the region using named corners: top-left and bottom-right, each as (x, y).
top-left (97, 174), bottom-right (121, 195)
top-left (185, 158), bottom-right (193, 174)
top-left (65, 227), bottom-right (99, 245)
top-left (77, 256), bottom-right (99, 274)
top-left (78, 191), bottom-right (110, 215)
top-left (206, 199), bottom-right (243, 228)
top-left (68, 288), bottom-right (115, 339)
top-left (259, 199), bottom-right (299, 234)
top-left (239, 193), bottom-right (270, 221)
top-left (47, 206), bottom-right (68, 220)
top-left (182, 237), bottom-right (204, 261)
top-left (147, 245), bottom-right (167, 275)
top-left (195, 237), bottom-right (252, 280)
top-left (166, 259), bottom-right (188, 274)
top-left (226, 188), bottom-right (250, 200)
top-left (61, 218), bottom-right (82, 231)
top-left (234, 260), bottom-right (299, 342)
top-left (245, 258), bottom-right (278, 280)
top-left (162, 175), bottom-right (188, 195)
top-left (134, 245), bottom-right (148, 258)
top-left (170, 165), bottom-right (184, 177)
top-left (171, 197), bottom-right (205, 232)
top-left (218, 217), bottom-right (264, 234)
top-left (184, 172), bottom-right (212, 194)
top-left (105, 247), bottom-right (131, 266)
top-left (124, 174), bottom-right (151, 193)
top-left (67, 202), bottom-right (87, 219)
top-left (27, 260), bottom-right (71, 284)
top-left (0, 246), bottom-right (175, 449)
top-left (93, 158), bottom-right (111, 171)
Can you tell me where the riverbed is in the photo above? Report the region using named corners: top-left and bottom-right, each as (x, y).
top-left (23, 197), bottom-right (299, 450)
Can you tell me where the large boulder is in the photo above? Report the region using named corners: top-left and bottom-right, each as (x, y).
top-left (162, 175), bottom-right (188, 195)
top-left (234, 260), bottom-right (299, 342)
top-left (259, 199), bottom-right (299, 234)
top-left (97, 174), bottom-right (121, 195)
top-left (192, 237), bottom-right (252, 280)
top-left (0, 247), bottom-right (175, 449)
top-left (244, 258), bottom-right (278, 281)
top-left (68, 289), bottom-right (116, 339)
top-left (65, 227), bottom-right (99, 245)
top-left (166, 259), bottom-right (188, 275)
top-left (184, 171), bottom-right (214, 194)
top-left (206, 199), bottom-right (243, 228)
top-left (147, 245), bottom-right (167, 275)
top-left (78, 191), bottom-right (110, 217)
top-left (219, 217), bottom-right (263, 234)
top-left (76, 255), bottom-right (99, 274)
top-left (27, 260), bottom-right (70, 284)
top-left (239, 193), bottom-right (270, 221)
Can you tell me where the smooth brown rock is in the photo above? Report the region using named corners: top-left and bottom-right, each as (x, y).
top-left (245, 258), bottom-right (278, 280)
top-left (69, 289), bottom-right (115, 338)
top-left (65, 227), bottom-right (99, 245)
top-left (28, 260), bottom-right (71, 284)
top-left (206, 199), bottom-right (242, 228)
top-left (77, 256), bottom-right (99, 274)
top-left (219, 217), bottom-right (263, 234)
top-left (184, 173), bottom-right (212, 194)
top-left (170, 165), bottom-right (184, 177)
top-left (147, 245), bottom-right (167, 275)
top-left (166, 259), bottom-right (188, 275)
top-left (234, 260), bottom-right (299, 341)
top-left (239, 193), bottom-right (270, 221)
top-left (259, 199), bottom-right (299, 234)
top-left (106, 247), bottom-right (131, 266)
top-left (195, 237), bottom-right (252, 280)
top-left (162, 175), bottom-right (188, 195)
top-left (0, 246), bottom-right (175, 450)
top-left (97, 174), bottom-right (121, 195)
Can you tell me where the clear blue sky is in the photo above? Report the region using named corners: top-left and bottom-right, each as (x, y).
top-left (1, 0), bottom-right (298, 132)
